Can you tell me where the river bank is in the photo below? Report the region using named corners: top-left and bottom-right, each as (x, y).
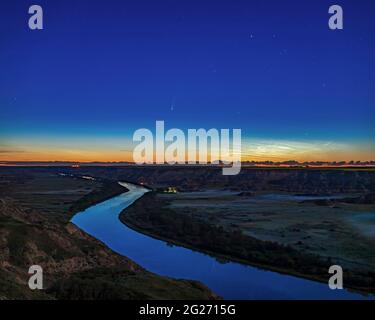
top-left (120, 191), bottom-right (375, 296)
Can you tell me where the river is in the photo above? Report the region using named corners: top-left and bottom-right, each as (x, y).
top-left (71, 182), bottom-right (371, 300)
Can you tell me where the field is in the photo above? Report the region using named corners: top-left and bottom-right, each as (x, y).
top-left (159, 190), bottom-right (375, 272)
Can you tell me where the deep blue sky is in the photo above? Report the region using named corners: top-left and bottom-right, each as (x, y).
top-left (0, 0), bottom-right (374, 161)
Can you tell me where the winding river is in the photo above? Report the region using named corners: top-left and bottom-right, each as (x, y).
top-left (71, 182), bottom-right (371, 300)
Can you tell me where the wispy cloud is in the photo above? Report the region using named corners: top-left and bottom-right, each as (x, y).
top-left (241, 138), bottom-right (351, 161)
top-left (0, 149), bottom-right (25, 153)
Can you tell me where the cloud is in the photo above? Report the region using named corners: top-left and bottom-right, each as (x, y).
top-left (241, 138), bottom-right (351, 161)
top-left (0, 149), bottom-right (25, 153)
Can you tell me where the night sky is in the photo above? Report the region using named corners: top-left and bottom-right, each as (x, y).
top-left (1, 0), bottom-right (374, 162)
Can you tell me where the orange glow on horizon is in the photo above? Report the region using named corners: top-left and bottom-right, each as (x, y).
top-left (1, 138), bottom-right (374, 163)
top-left (1, 150), bottom-right (375, 163)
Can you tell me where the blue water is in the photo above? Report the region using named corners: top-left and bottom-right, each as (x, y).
top-left (71, 183), bottom-right (372, 300)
